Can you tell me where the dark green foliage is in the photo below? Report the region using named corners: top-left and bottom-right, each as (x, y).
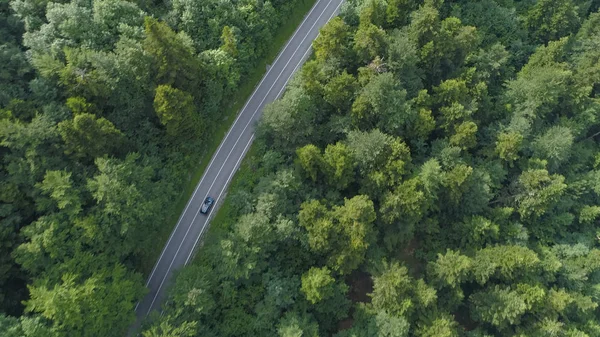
top-left (4, 0), bottom-right (600, 336)
top-left (0, 0), bottom-right (313, 333)
top-left (142, 1), bottom-right (600, 337)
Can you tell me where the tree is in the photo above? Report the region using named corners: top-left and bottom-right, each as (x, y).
top-left (374, 310), bottom-right (410, 337)
top-left (471, 245), bottom-right (540, 285)
top-left (428, 250), bottom-right (472, 288)
top-left (370, 261), bottom-right (415, 316)
top-left (449, 121), bottom-right (478, 150)
top-left (142, 317), bottom-right (197, 337)
top-left (469, 284), bottom-right (545, 329)
top-left (153, 84), bottom-right (203, 139)
top-left (260, 86), bottom-right (318, 151)
top-left (371, 261), bottom-right (436, 318)
top-left (36, 170), bottom-right (81, 216)
top-left (416, 315), bottom-right (459, 337)
top-left (322, 142), bottom-right (354, 190)
top-left (277, 312), bottom-right (319, 337)
top-left (351, 73), bottom-right (412, 134)
top-left (25, 264), bottom-right (145, 337)
top-left (515, 168), bottom-right (567, 219)
top-left (525, 0), bottom-right (581, 44)
top-left (86, 153), bottom-right (175, 257)
top-left (220, 26), bottom-right (238, 58)
top-left (143, 17), bottom-right (200, 90)
top-left (353, 22), bottom-right (387, 64)
top-left (58, 113), bottom-right (124, 160)
top-left (323, 71), bottom-right (358, 112)
top-left (296, 144), bottom-right (322, 182)
top-left (299, 196), bottom-right (376, 274)
top-left (300, 267), bottom-right (350, 320)
top-left (530, 126), bottom-right (574, 169)
top-left (313, 17), bottom-right (352, 63)
top-left (496, 131), bottom-right (523, 164)
top-left (385, 0), bottom-right (414, 28)
top-left (0, 315), bottom-right (55, 337)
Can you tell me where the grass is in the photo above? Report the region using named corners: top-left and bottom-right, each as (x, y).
top-left (140, 0), bottom-right (318, 275)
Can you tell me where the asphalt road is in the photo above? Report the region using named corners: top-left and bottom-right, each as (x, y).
top-left (133, 0), bottom-right (345, 326)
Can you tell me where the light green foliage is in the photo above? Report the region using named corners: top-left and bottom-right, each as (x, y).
top-left (37, 170), bottom-right (81, 215)
top-left (261, 86), bottom-right (317, 151)
top-left (516, 168), bottom-right (567, 219)
top-left (433, 78), bottom-right (479, 131)
top-left (415, 315), bottom-right (458, 337)
top-left (370, 261), bottom-right (415, 316)
top-left (496, 131), bottom-right (523, 163)
top-left (220, 26), bottom-right (238, 57)
top-left (323, 71), bottom-right (358, 111)
top-left (299, 196), bottom-right (376, 274)
top-left (530, 126), bottom-right (574, 168)
top-left (277, 312), bottom-right (320, 337)
top-left (579, 205), bottom-right (600, 224)
top-left (296, 144), bottom-right (322, 182)
top-left (449, 121), bottom-right (478, 149)
top-left (322, 142), bottom-right (354, 189)
top-left (449, 216), bottom-right (500, 251)
top-left (301, 267), bottom-right (350, 320)
top-left (370, 261), bottom-right (436, 319)
top-left (375, 310), bottom-right (410, 337)
top-left (65, 97), bottom-right (94, 115)
top-left (142, 317), bottom-right (197, 337)
top-left (353, 22), bottom-right (387, 64)
top-left (153, 84), bottom-right (202, 139)
top-left (470, 285), bottom-right (535, 328)
top-left (313, 17), bottom-right (352, 63)
top-left (25, 264), bottom-right (145, 337)
top-left (301, 267), bottom-right (337, 304)
top-left (58, 113), bottom-right (123, 159)
top-left (428, 250), bottom-right (472, 288)
top-left (351, 73), bottom-right (412, 134)
top-left (380, 178), bottom-right (426, 246)
top-left (524, 0), bottom-right (581, 44)
top-left (0, 315), bottom-right (56, 337)
top-left (472, 246), bottom-right (540, 285)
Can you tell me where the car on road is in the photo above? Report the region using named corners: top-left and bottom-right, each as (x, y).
top-left (200, 197), bottom-right (215, 214)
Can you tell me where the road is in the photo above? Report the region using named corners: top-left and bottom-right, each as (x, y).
top-left (133, 0), bottom-right (345, 326)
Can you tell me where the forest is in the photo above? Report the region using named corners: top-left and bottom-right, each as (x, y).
top-left (139, 0), bottom-right (600, 336)
top-left (2, 0), bottom-right (600, 336)
top-left (0, 0), bottom-right (309, 334)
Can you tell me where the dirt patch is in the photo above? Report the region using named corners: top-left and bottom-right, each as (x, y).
top-left (396, 238), bottom-right (424, 277)
top-left (347, 270), bottom-right (374, 303)
top-left (337, 317), bottom-right (354, 331)
top-left (454, 305), bottom-right (478, 331)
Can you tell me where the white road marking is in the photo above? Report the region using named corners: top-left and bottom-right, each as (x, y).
top-left (141, 0), bottom-right (325, 290)
top-left (185, 134), bottom-right (255, 265)
top-left (183, 0), bottom-right (345, 269)
top-left (144, 0), bottom-right (339, 316)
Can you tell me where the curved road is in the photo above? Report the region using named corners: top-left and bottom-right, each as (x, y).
top-left (133, 0), bottom-right (345, 324)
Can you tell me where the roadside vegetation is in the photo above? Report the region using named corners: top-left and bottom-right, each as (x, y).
top-left (0, 0), bottom-right (313, 335)
top-left (145, 0), bottom-right (600, 336)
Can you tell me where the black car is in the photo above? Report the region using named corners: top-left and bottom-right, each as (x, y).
top-left (200, 196), bottom-right (215, 214)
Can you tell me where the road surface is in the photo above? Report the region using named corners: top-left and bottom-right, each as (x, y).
top-left (133, 0), bottom-right (345, 326)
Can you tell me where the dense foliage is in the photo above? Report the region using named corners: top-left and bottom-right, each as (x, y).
top-left (0, 0), bottom-right (308, 334)
top-left (144, 0), bottom-right (600, 336)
